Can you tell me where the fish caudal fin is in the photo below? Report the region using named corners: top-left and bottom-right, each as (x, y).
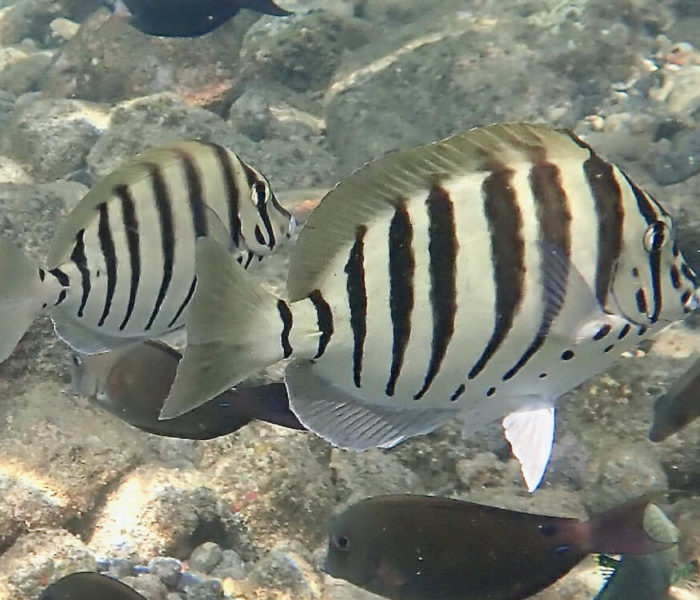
top-left (502, 404), bottom-right (556, 492)
top-left (160, 236), bottom-right (286, 420)
top-left (585, 496), bottom-right (678, 555)
top-left (0, 239), bottom-right (50, 363)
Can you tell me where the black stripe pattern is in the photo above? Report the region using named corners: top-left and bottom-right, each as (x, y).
top-left (277, 299), bottom-right (293, 358)
top-left (468, 165), bottom-right (524, 380)
top-left (116, 185), bottom-right (141, 331)
top-left (168, 276), bottom-right (197, 328)
top-left (178, 150), bottom-right (208, 238)
top-left (415, 185), bottom-right (458, 400)
top-left (308, 289), bottom-right (334, 359)
top-left (385, 200), bottom-right (415, 396)
top-left (503, 160), bottom-right (571, 381)
top-left (345, 225), bottom-right (368, 388)
top-left (145, 164), bottom-right (175, 331)
top-left (97, 202), bottom-right (118, 327)
top-left (210, 144), bottom-right (241, 248)
top-left (70, 229), bottom-right (91, 318)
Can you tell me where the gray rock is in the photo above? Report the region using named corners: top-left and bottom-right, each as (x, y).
top-left (0, 529), bottom-right (96, 599)
top-left (121, 574), bottom-right (168, 600)
top-left (210, 549), bottom-right (245, 581)
top-left (184, 578), bottom-right (222, 600)
top-left (101, 557), bottom-right (135, 579)
top-left (244, 545), bottom-right (321, 600)
top-left (0, 47), bottom-right (53, 95)
top-left (4, 98), bottom-right (105, 182)
top-left (188, 542), bottom-right (223, 574)
top-left (148, 557), bottom-right (182, 588)
top-left (645, 130), bottom-right (700, 185)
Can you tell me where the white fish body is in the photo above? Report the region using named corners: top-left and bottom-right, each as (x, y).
top-left (0, 140), bottom-right (295, 362)
top-left (161, 123), bottom-right (699, 491)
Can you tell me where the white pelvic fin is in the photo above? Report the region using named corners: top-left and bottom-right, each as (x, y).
top-left (502, 404), bottom-right (556, 492)
top-left (285, 360), bottom-right (458, 450)
top-left (52, 310), bottom-right (139, 354)
top-left (0, 238), bottom-right (52, 363)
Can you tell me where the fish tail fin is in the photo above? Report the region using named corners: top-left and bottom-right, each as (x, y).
top-left (0, 239), bottom-right (52, 363)
top-left (160, 236), bottom-right (304, 420)
top-left (583, 495), bottom-right (678, 555)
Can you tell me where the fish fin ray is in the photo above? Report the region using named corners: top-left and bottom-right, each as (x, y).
top-left (160, 236), bottom-right (284, 419)
top-left (51, 309), bottom-right (141, 354)
top-left (502, 403), bottom-right (555, 492)
top-left (285, 360), bottom-right (457, 450)
top-left (288, 123), bottom-right (590, 301)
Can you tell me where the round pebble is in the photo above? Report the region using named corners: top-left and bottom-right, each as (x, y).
top-left (149, 557), bottom-right (183, 588)
top-left (188, 542), bottom-right (223, 574)
top-left (210, 549), bottom-right (245, 580)
top-left (186, 579), bottom-right (223, 600)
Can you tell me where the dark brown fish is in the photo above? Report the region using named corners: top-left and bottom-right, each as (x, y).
top-left (113, 0), bottom-right (291, 37)
top-left (40, 572), bottom-right (144, 600)
top-left (324, 494), bottom-right (674, 600)
top-left (649, 356), bottom-right (700, 442)
top-left (71, 341), bottom-right (304, 439)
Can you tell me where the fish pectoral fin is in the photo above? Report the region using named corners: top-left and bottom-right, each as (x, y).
top-left (285, 360), bottom-right (458, 450)
top-left (51, 309), bottom-right (141, 354)
top-left (502, 403), bottom-right (555, 492)
top-left (540, 242), bottom-right (627, 345)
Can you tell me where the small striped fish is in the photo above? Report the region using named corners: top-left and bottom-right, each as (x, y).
top-left (161, 123), bottom-right (699, 491)
top-left (0, 140), bottom-right (294, 362)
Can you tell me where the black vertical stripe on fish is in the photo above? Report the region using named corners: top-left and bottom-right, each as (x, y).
top-left (145, 164), bottom-right (175, 331)
top-left (450, 383), bottom-right (466, 402)
top-left (415, 185), bottom-right (458, 400)
top-left (584, 152), bottom-right (624, 311)
top-left (345, 225), bottom-right (368, 388)
top-left (97, 202), bottom-right (118, 327)
top-left (277, 299), bottom-right (293, 358)
top-left (244, 251), bottom-right (255, 269)
top-left (622, 170), bottom-right (659, 224)
top-left (38, 268), bottom-right (45, 282)
top-left (468, 166), bottom-right (524, 380)
top-left (636, 288), bottom-right (648, 315)
top-left (681, 263), bottom-right (698, 286)
top-left (670, 265), bottom-right (681, 289)
top-left (168, 276), bottom-right (196, 328)
top-left (308, 289), bottom-right (334, 359)
top-left (648, 248), bottom-right (662, 323)
top-left (385, 201), bottom-right (415, 397)
top-left (209, 143), bottom-right (241, 248)
top-left (177, 150), bottom-right (208, 238)
top-left (503, 160), bottom-right (571, 381)
top-left (49, 267), bottom-right (70, 287)
top-left (54, 289), bottom-right (67, 306)
top-left (116, 185), bottom-right (141, 331)
top-left (244, 163), bottom-right (276, 250)
top-left (70, 229), bottom-right (91, 318)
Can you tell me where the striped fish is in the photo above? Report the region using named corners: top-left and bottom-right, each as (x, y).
top-left (160, 123), bottom-right (700, 492)
top-left (0, 140), bottom-right (295, 362)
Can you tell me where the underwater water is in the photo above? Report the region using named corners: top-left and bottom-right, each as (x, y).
top-left (0, 0), bottom-right (699, 598)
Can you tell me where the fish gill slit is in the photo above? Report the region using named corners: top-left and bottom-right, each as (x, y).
top-left (467, 164), bottom-right (524, 381)
top-left (385, 199), bottom-right (415, 397)
top-left (345, 225), bottom-right (368, 388)
top-left (414, 185), bottom-right (458, 400)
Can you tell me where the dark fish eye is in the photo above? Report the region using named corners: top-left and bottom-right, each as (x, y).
top-left (333, 534), bottom-right (350, 551)
top-left (643, 221), bottom-right (668, 253)
top-left (538, 523), bottom-right (558, 537)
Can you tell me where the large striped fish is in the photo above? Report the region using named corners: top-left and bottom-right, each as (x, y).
top-left (0, 140), bottom-right (295, 362)
top-left (160, 123), bottom-right (700, 491)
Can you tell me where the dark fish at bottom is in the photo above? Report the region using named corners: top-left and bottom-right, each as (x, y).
top-left (39, 572), bottom-right (144, 600)
top-left (325, 494), bottom-right (676, 600)
top-left (649, 355), bottom-right (700, 442)
top-left (71, 341), bottom-right (304, 439)
top-left (108, 0), bottom-right (291, 37)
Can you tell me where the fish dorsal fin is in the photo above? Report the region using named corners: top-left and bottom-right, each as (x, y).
top-left (47, 141), bottom-right (220, 267)
top-left (287, 122), bottom-right (590, 301)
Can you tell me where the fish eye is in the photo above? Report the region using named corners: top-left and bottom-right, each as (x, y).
top-left (538, 523), bottom-right (558, 537)
top-left (333, 534), bottom-right (350, 551)
top-left (643, 221), bottom-right (669, 253)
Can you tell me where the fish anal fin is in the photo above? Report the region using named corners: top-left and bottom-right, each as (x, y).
top-left (502, 404), bottom-right (555, 492)
top-left (285, 360), bottom-right (458, 450)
